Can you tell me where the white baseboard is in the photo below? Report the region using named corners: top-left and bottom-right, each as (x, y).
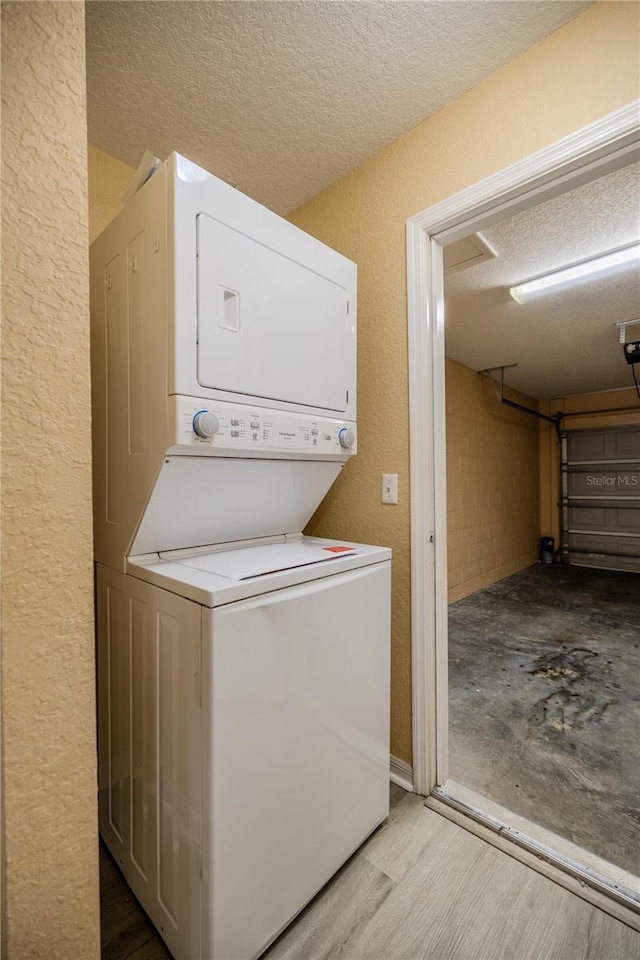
top-left (390, 755), bottom-right (414, 792)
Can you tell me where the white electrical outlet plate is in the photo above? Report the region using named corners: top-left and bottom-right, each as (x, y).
top-left (381, 473), bottom-right (398, 504)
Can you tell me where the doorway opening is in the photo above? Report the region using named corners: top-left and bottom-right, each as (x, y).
top-left (406, 101), bottom-right (640, 915)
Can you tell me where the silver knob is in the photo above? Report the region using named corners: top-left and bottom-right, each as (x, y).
top-left (193, 410), bottom-right (220, 438)
top-left (338, 428), bottom-right (355, 449)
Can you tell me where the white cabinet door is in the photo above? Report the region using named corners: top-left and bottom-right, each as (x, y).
top-left (196, 213), bottom-right (349, 412)
top-left (202, 561), bottom-right (391, 960)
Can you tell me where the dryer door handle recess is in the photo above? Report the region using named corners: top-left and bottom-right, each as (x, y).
top-left (217, 287), bottom-right (240, 332)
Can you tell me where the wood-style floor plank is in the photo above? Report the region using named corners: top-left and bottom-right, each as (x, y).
top-left (125, 939), bottom-right (174, 960)
top-left (389, 781), bottom-right (407, 810)
top-left (101, 790), bottom-right (640, 960)
top-left (360, 793), bottom-right (445, 883)
top-left (323, 803), bottom-right (640, 960)
top-left (100, 844), bottom-right (170, 960)
top-left (264, 854), bottom-right (394, 960)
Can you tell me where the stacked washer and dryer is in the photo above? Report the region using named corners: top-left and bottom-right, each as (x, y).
top-left (90, 153), bottom-right (391, 960)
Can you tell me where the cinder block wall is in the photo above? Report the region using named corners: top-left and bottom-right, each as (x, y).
top-left (446, 358), bottom-right (540, 603)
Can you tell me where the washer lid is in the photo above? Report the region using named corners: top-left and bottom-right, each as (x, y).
top-left (127, 536), bottom-right (391, 607)
top-left (174, 540), bottom-right (357, 581)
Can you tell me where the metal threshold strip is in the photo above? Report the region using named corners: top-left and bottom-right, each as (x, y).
top-left (430, 786), bottom-right (640, 914)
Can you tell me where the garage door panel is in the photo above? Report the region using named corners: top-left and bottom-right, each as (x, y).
top-left (563, 426), bottom-right (640, 573)
top-left (566, 466), bottom-right (639, 498)
top-left (568, 504), bottom-right (640, 535)
top-left (567, 426), bottom-right (640, 462)
top-left (569, 505), bottom-right (608, 528)
top-left (567, 533), bottom-right (640, 572)
top-left (613, 426), bottom-right (640, 459)
top-left (567, 432), bottom-right (608, 461)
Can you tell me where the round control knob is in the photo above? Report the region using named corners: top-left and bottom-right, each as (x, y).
top-left (338, 428), bottom-right (355, 449)
top-left (192, 410), bottom-right (220, 438)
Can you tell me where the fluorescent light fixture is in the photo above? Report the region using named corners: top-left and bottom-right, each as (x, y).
top-left (509, 241), bottom-right (640, 304)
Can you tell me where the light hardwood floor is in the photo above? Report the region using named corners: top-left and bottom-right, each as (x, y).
top-left (101, 784), bottom-right (640, 960)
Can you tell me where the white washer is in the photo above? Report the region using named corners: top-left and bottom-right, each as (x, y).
top-left (97, 536), bottom-right (390, 960)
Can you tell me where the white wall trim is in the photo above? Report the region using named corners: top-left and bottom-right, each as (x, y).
top-left (389, 755), bottom-right (414, 793)
top-left (406, 100), bottom-right (640, 798)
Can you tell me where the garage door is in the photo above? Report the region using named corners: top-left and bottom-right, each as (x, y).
top-left (561, 425), bottom-right (640, 572)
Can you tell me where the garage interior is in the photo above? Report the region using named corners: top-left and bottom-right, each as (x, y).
top-left (443, 161), bottom-right (640, 881)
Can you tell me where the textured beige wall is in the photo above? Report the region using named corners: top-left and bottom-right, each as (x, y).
top-left (446, 360), bottom-right (540, 604)
top-left (540, 387), bottom-right (640, 546)
top-left (87, 144), bottom-right (134, 243)
top-left (289, 2), bottom-right (640, 763)
top-left (1, 3), bottom-right (100, 956)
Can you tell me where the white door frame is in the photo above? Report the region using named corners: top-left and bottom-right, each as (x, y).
top-left (406, 101), bottom-right (640, 798)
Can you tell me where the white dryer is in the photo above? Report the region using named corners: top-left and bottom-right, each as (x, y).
top-left (90, 154), bottom-right (391, 960)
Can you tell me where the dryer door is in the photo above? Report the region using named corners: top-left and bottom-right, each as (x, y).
top-left (196, 213), bottom-right (349, 412)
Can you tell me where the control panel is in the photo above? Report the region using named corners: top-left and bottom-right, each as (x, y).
top-left (169, 396), bottom-right (357, 459)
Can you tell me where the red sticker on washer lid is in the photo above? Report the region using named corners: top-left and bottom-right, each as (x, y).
top-left (323, 546), bottom-right (354, 553)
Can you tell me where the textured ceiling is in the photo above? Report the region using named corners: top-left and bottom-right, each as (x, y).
top-left (444, 161), bottom-right (640, 400)
top-left (86, 0), bottom-right (590, 214)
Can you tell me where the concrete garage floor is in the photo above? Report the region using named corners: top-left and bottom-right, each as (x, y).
top-left (448, 563), bottom-right (640, 875)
